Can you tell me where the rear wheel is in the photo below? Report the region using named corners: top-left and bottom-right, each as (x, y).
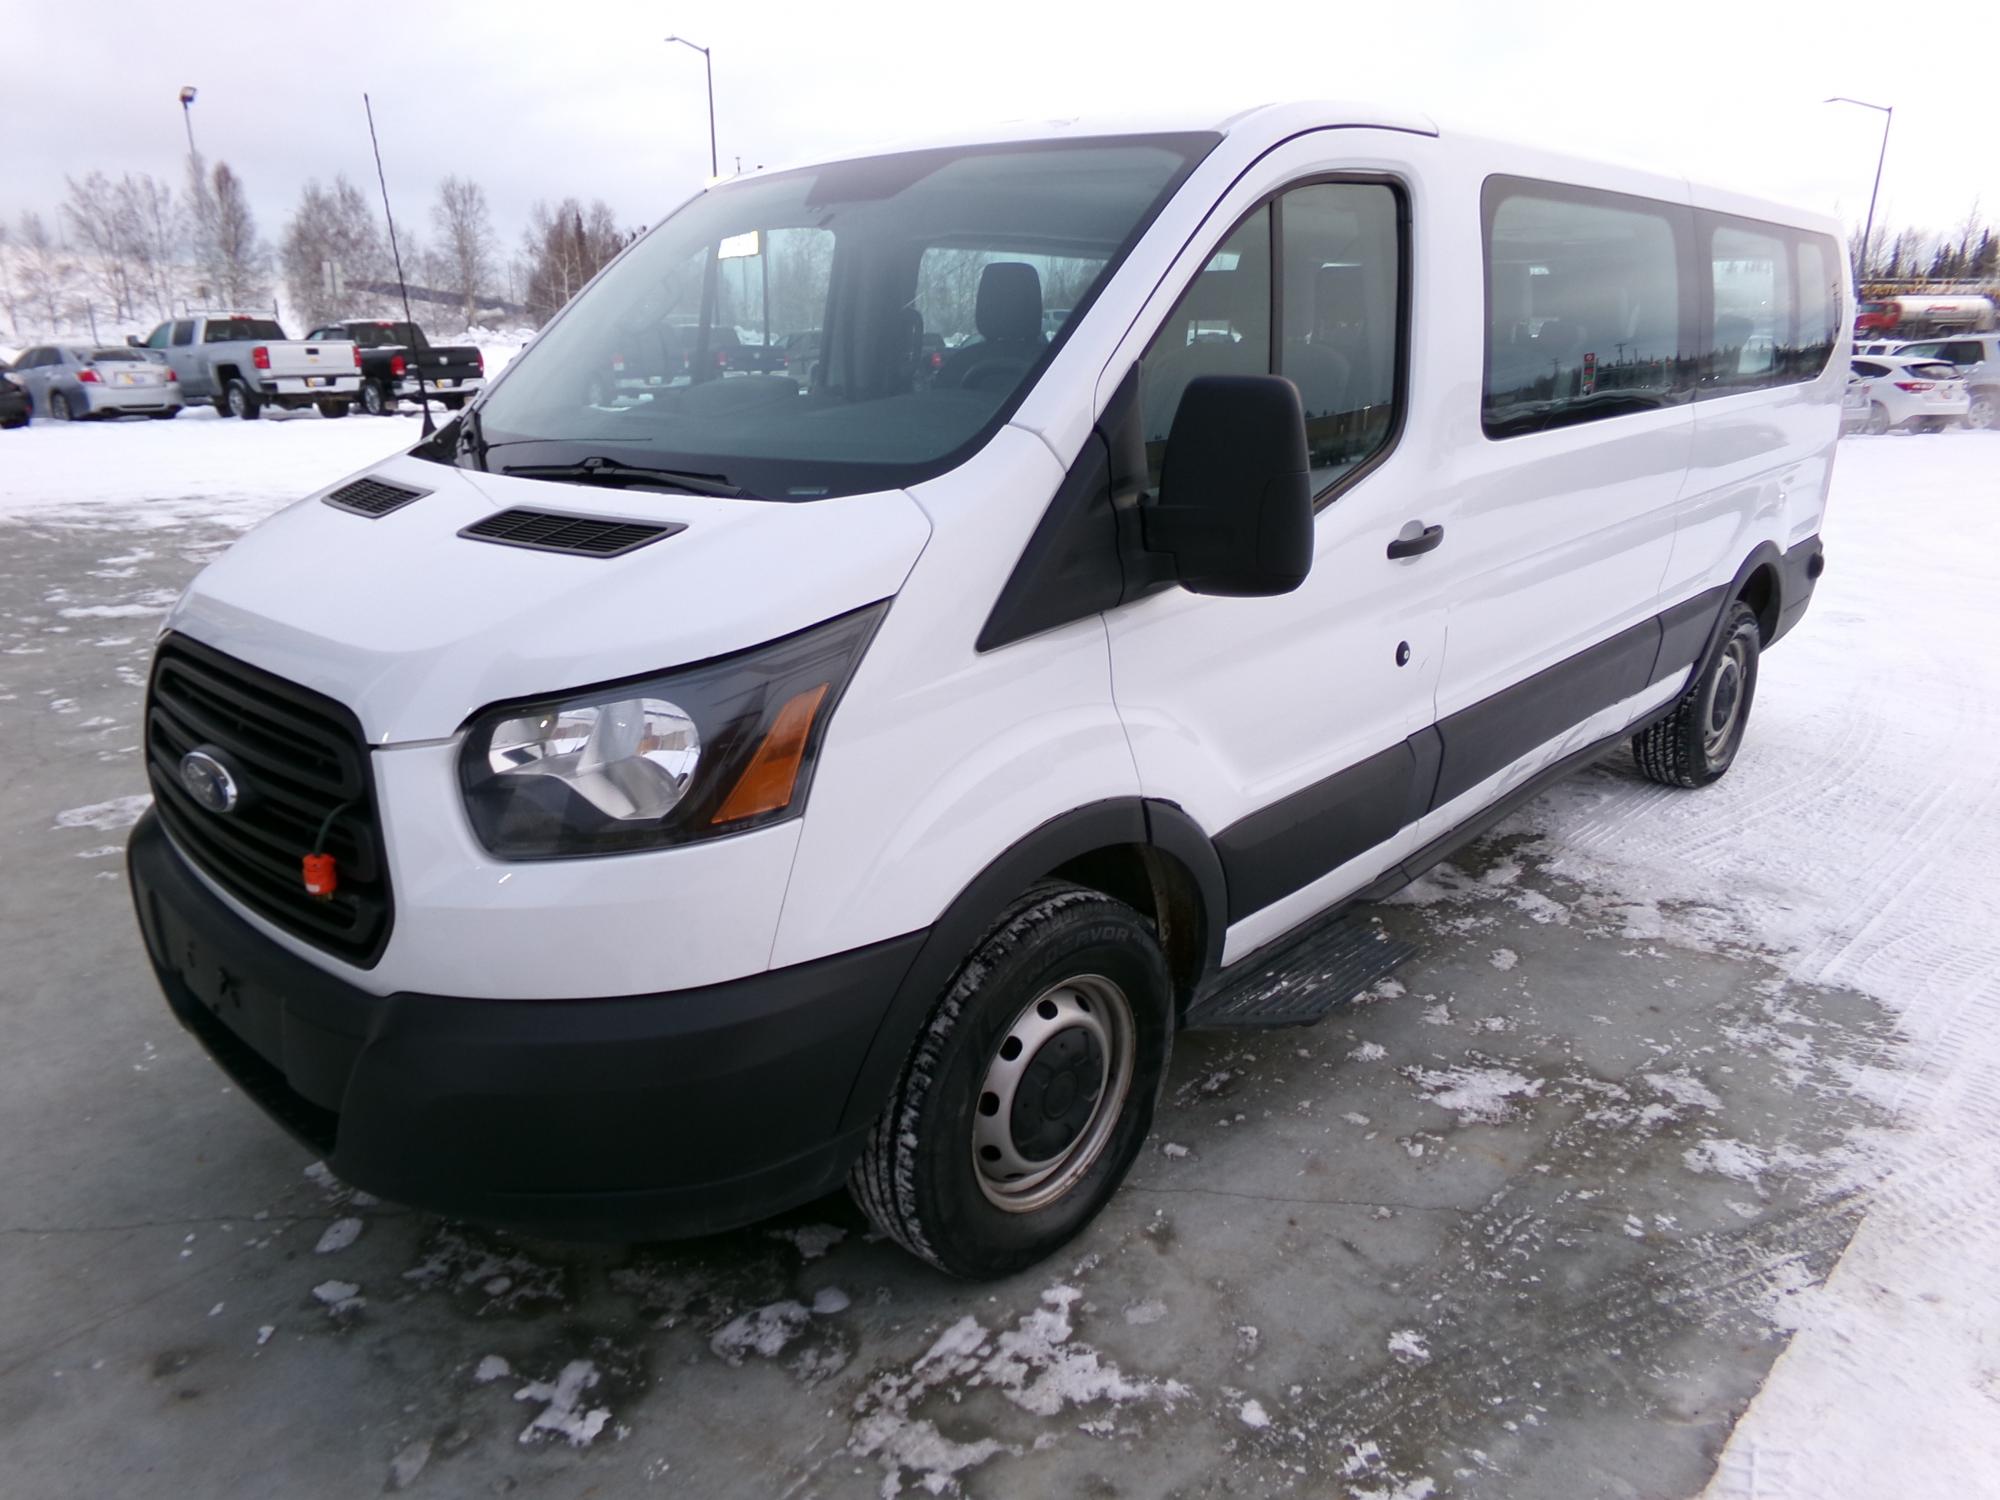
top-left (440, 394), bottom-right (466, 411)
top-left (50, 391), bottom-right (74, 422)
top-left (315, 399), bottom-right (350, 419)
top-left (361, 380), bottom-right (391, 416)
top-left (1864, 402), bottom-right (1890, 435)
top-left (225, 380), bottom-right (262, 420)
top-left (850, 882), bottom-right (1173, 1278)
top-left (1632, 600), bottom-right (1760, 788)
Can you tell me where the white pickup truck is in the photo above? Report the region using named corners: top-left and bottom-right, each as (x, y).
top-left (134, 314), bottom-right (363, 419)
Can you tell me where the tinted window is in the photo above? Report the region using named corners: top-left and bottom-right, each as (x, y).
top-left (1483, 180), bottom-right (1689, 437)
top-left (90, 348), bottom-right (146, 363)
top-left (1706, 221), bottom-right (1790, 389)
top-left (472, 136), bottom-right (1215, 501)
top-left (1852, 360), bottom-right (1888, 377)
top-left (170, 321), bottom-right (195, 346)
top-left (1793, 236), bottom-right (1840, 377)
top-left (203, 318), bottom-right (285, 343)
top-left (1139, 206), bottom-right (1272, 488)
top-left (1280, 182), bottom-right (1401, 494)
top-left (144, 323), bottom-right (172, 349)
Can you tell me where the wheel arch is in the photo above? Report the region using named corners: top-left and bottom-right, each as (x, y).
top-left (833, 797), bottom-right (1225, 1136)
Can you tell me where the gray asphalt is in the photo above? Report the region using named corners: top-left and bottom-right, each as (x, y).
top-left (0, 509), bottom-right (1896, 1499)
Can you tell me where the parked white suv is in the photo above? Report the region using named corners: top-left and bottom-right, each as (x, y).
top-left (1893, 334), bottom-right (1999, 430)
top-left (127, 104), bottom-right (1844, 1276)
top-left (1848, 354), bottom-right (1971, 433)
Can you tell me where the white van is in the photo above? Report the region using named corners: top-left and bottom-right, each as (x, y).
top-left (128, 103), bottom-right (1844, 1277)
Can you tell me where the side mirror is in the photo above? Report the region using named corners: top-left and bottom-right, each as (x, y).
top-left (1146, 374), bottom-right (1313, 596)
top-left (126, 335), bottom-right (143, 347)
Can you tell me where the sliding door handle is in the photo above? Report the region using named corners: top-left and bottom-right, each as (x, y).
top-left (1386, 523), bottom-right (1444, 560)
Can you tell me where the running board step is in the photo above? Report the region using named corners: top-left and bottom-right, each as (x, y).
top-left (1182, 908), bottom-right (1416, 1030)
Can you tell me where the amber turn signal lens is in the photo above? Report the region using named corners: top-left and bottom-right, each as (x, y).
top-left (711, 683), bottom-right (830, 825)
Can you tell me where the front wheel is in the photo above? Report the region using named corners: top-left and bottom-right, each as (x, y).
top-left (1632, 600), bottom-right (1760, 788)
top-left (850, 883), bottom-right (1173, 1278)
top-left (1966, 390), bottom-right (1998, 432)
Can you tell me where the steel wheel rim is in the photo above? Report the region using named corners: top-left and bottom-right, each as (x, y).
top-left (228, 386), bottom-right (246, 417)
top-left (972, 973), bottom-right (1135, 1214)
top-left (1701, 638), bottom-right (1748, 760)
top-left (363, 383), bottom-right (384, 414)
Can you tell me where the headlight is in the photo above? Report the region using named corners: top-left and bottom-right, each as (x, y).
top-left (459, 602), bottom-right (886, 859)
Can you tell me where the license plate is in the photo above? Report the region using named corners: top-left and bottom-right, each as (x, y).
top-left (306, 376), bottom-right (327, 387)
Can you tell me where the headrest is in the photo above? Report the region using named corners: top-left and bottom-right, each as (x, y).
top-left (976, 262), bottom-right (1044, 344)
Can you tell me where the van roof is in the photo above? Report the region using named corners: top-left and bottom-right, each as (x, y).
top-left (736, 101), bottom-right (1835, 236)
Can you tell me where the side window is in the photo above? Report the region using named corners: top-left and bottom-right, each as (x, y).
top-left (1852, 360), bottom-right (1887, 378)
top-left (1793, 236), bottom-right (1839, 378)
top-left (1138, 205), bottom-right (1272, 487)
top-left (1945, 341), bottom-right (1982, 366)
top-left (143, 324), bottom-right (172, 350)
top-left (171, 321), bottom-right (194, 346)
top-left (1483, 180), bottom-right (1688, 437)
top-left (1279, 183), bottom-right (1402, 494)
top-left (1704, 218), bottom-right (1791, 391)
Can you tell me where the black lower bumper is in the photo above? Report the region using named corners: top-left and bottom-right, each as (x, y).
top-left (127, 810), bottom-right (924, 1239)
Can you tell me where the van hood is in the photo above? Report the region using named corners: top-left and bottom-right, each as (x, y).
top-left (165, 453), bottom-right (932, 744)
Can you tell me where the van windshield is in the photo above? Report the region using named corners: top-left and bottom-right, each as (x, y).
top-left (464, 134), bottom-right (1216, 500)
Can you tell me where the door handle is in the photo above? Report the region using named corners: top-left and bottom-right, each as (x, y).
top-left (1386, 523), bottom-right (1444, 560)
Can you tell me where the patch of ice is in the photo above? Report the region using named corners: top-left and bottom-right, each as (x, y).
top-left (255, 1325), bottom-right (275, 1346)
top-left (811, 1286), bottom-right (851, 1316)
top-left (58, 603), bottom-right (163, 619)
top-left (769, 1223), bottom-right (846, 1261)
top-left (710, 1301), bottom-right (812, 1364)
top-left (387, 1438), bottom-right (431, 1490)
top-left (311, 1280), bottom-right (363, 1315)
top-left (1404, 1064), bottom-right (1544, 1125)
top-left (314, 1217), bottom-right (363, 1254)
top-left (1123, 1299), bottom-right (1168, 1326)
top-left (1161, 1141), bottom-right (1190, 1159)
top-left (53, 795), bottom-right (150, 832)
top-left (1644, 1071), bottom-right (1723, 1112)
top-left (514, 1359), bottom-right (612, 1447)
top-left (474, 1354), bottom-right (512, 1383)
top-left (1682, 1137), bottom-right (1771, 1184)
top-left (1489, 948), bottom-right (1519, 971)
top-left (1348, 1042), bottom-right (1386, 1062)
top-left (1387, 1329), bottom-right (1431, 1362)
top-left (1239, 1398), bottom-right (1271, 1428)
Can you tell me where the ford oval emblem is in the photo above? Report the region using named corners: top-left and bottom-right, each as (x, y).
top-left (180, 748), bottom-right (241, 815)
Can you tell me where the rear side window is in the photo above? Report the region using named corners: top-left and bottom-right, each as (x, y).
top-left (1705, 220), bottom-right (1790, 389)
top-left (170, 321), bottom-right (195, 346)
top-left (1793, 236), bottom-right (1840, 378)
top-left (204, 319), bottom-right (285, 343)
top-left (1482, 179), bottom-right (1691, 438)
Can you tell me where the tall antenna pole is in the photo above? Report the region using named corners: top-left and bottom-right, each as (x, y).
top-left (363, 92), bottom-right (436, 437)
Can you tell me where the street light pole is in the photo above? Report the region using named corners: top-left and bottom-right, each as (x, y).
top-left (665, 35), bottom-right (718, 179)
top-left (1825, 96), bottom-right (1893, 282)
top-left (179, 85), bottom-right (200, 161)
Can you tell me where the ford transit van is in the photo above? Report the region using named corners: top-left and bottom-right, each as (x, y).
top-left (128, 103), bottom-right (1844, 1277)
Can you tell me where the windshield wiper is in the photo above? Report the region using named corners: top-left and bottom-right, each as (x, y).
top-left (499, 456), bottom-right (748, 498)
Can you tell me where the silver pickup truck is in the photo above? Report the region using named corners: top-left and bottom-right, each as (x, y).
top-left (134, 314), bottom-right (362, 419)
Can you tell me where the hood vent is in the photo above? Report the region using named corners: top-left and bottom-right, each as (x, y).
top-left (324, 476), bottom-right (430, 518)
top-left (458, 508), bottom-right (686, 558)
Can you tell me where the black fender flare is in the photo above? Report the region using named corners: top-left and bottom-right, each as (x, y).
top-left (833, 797), bottom-right (1226, 1136)
top-left (1695, 541), bottom-right (1785, 669)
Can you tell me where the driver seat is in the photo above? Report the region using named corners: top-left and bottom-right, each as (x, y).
top-left (939, 262), bottom-right (1047, 390)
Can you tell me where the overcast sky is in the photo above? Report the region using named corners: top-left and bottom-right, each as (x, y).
top-left (9, 1), bottom-right (1993, 263)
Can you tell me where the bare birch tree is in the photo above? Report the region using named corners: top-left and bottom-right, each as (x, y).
top-left (210, 162), bottom-right (270, 307)
top-left (431, 176), bottom-right (495, 328)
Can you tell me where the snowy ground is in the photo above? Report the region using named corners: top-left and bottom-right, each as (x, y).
top-left (0, 417), bottom-right (1994, 1497)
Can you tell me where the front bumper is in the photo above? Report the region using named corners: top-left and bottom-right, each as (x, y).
top-left (128, 809), bottom-right (923, 1238)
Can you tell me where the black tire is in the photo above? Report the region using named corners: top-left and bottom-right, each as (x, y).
top-left (850, 882), bottom-right (1173, 1279)
top-left (361, 380), bottom-right (391, 416)
top-left (315, 399), bottom-right (350, 419)
top-left (1864, 401), bottom-right (1890, 435)
top-left (225, 379), bottom-right (262, 421)
top-left (440, 394), bottom-right (466, 411)
top-left (50, 391), bottom-right (74, 422)
top-left (1967, 389), bottom-right (1998, 432)
top-left (149, 408), bottom-right (180, 421)
top-left (1632, 600), bottom-right (1760, 788)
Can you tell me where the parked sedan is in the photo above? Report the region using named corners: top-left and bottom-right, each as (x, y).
top-left (7, 345), bottom-right (184, 420)
top-left (1847, 356), bottom-right (1969, 434)
top-left (0, 371), bottom-right (28, 429)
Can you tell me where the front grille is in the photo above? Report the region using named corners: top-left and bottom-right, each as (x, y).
top-left (145, 635), bottom-right (393, 966)
top-left (323, 476), bottom-right (428, 518)
top-left (459, 508), bottom-right (684, 558)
